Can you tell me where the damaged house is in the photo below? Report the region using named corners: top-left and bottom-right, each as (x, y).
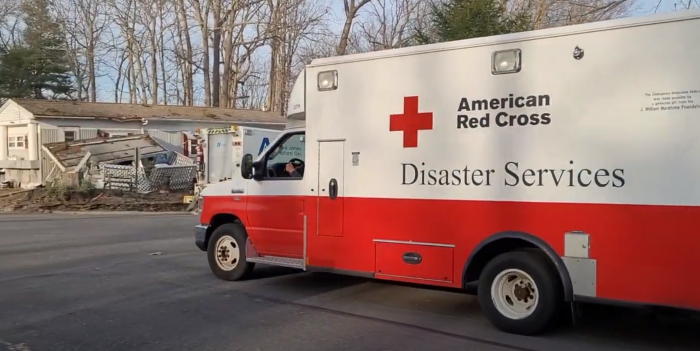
top-left (0, 99), bottom-right (285, 187)
top-left (43, 134), bottom-right (197, 193)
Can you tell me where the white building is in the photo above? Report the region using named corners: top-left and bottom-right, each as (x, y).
top-left (0, 98), bottom-right (285, 186)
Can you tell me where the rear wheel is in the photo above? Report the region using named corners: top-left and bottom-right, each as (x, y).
top-left (207, 223), bottom-right (255, 281)
top-left (477, 251), bottom-right (562, 335)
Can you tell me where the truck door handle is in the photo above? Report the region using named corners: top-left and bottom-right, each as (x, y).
top-left (328, 178), bottom-right (338, 200)
top-left (402, 252), bottom-right (422, 265)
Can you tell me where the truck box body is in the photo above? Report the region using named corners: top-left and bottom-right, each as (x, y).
top-left (293, 11), bottom-right (700, 309)
top-left (201, 126), bottom-right (281, 184)
top-left (199, 9), bottom-right (700, 332)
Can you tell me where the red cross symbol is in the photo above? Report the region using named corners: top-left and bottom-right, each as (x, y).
top-left (390, 96), bottom-right (433, 148)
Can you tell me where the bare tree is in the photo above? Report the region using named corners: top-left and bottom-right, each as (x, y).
top-left (515, 0), bottom-right (638, 29)
top-left (220, 1), bottom-right (266, 108)
top-left (673, 0), bottom-right (700, 10)
top-left (0, 0), bottom-right (22, 48)
top-left (173, 0), bottom-right (195, 105)
top-left (295, 31), bottom-right (337, 63)
top-left (0, 0), bottom-right (19, 21)
top-left (337, 0), bottom-right (373, 55)
top-left (54, 0), bottom-right (110, 101)
top-left (155, 0), bottom-right (176, 104)
top-left (106, 0), bottom-right (147, 103)
top-left (210, 0), bottom-right (226, 107)
top-left (237, 58), bottom-right (269, 109)
top-left (266, 0), bottom-right (328, 113)
top-left (135, 0), bottom-right (176, 104)
top-left (189, 0), bottom-right (212, 106)
top-left (145, 0), bottom-right (160, 103)
top-left (355, 0), bottom-right (423, 52)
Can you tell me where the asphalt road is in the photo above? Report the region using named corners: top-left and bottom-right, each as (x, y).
top-left (0, 213), bottom-right (698, 351)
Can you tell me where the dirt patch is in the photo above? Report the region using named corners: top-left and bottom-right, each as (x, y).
top-left (0, 187), bottom-right (191, 213)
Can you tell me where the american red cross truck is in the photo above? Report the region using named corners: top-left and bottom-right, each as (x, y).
top-left (194, 9), bottom-right (700, 335)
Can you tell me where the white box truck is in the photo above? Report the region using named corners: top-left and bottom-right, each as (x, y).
top-left (198, 125), bottom-right (281, 184)
top-left (195, 9), bottom-right (700, 335)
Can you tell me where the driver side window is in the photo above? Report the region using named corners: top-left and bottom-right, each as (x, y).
top-left (264, 133), bottom-right (305, 180)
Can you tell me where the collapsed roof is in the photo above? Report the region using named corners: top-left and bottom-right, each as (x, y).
top-left (43, 134), bottom-right (167, 171)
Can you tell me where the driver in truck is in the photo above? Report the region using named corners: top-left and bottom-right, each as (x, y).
top-left (285, 162), bottom-right (302, 177)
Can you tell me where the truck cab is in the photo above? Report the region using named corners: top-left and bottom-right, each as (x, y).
top-left (194, 68), bottom-right (332, 273)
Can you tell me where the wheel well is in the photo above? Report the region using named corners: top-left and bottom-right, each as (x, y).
top-left (205, 213), bottom-right (243, 248)
top-left (464, 238), bottom-right (538, 284)
top-left (463, 236), bottom-right (572, 301)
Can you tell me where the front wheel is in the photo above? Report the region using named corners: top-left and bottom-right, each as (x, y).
top-left (477, 251), bottom-right (563, 335)
top-left (207, 223), bottom-right (255, 281)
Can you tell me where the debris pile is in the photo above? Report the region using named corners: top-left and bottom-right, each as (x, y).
top-left (0, 186), bottom-right (190, 213)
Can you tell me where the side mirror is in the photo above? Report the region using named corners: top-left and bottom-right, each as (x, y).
top-left (241, 154), bottom-right (254, 179)
top-left (251, 160), bottom-right (265, 181)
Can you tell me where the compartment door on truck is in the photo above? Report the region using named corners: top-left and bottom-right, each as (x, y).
top-left (207, 132), bottom-right (233, 183)
top-left (317, 140), bottom-right (345, 237)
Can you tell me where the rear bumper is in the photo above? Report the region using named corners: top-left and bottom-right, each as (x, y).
top-left (194, 224), bottom-right (209, 251)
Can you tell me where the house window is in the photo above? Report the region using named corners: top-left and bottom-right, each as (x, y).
top-left (8, 135), bottom-right (25, 149)
top-left (64, 131), bottom-right (76, 142)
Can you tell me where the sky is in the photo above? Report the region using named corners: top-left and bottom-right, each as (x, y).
top-left (632, 0), bottom-right (698, 15)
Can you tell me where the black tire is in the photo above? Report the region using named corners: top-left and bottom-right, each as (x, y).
top-left (477, 250), bottom-right (562, 335)
top-left (206, 223), bottom-right (255, 281)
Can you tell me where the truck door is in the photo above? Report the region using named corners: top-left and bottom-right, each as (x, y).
top-left (317, 140), bottom-right (345, 237)
top-left (245, 132), bottom-right (306, 257)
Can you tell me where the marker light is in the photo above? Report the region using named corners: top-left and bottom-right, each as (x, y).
top-left (492, 49), bottom-right (521, 75)
top-left (318, 70), bottom-right (338, 91)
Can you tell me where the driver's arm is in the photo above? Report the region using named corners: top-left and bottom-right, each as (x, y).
top-left (285, 163), bottom-right (301, 177)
